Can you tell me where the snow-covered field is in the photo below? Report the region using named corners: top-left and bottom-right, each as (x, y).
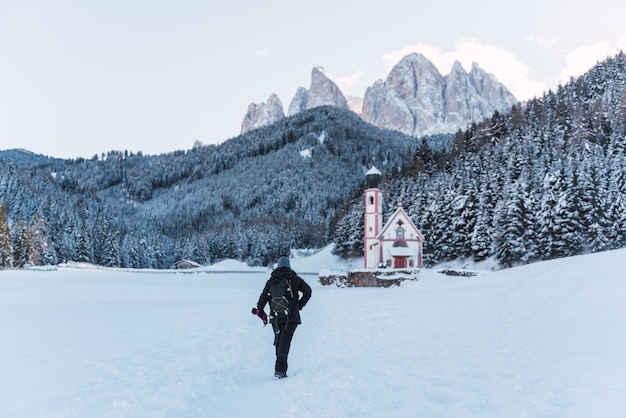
top-left (1, 247), bottom-right (625, 418)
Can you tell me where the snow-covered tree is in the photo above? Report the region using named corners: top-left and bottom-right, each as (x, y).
top-left (0, 206), bottom-right (13, 268)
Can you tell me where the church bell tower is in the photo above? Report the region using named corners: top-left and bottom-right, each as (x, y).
top-left (364, 167), bottom-right (383, 268)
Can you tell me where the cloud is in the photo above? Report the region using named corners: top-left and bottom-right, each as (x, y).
top-left (334, 70), bottom-right (364, 91)
top-left (382, 39), bottom-right (547, 101)
top-left (557, 35), bottom-right (626, 85)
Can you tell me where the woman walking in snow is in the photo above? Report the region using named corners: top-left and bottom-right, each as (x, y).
top-left (253, 256), bottom-right (312, 379)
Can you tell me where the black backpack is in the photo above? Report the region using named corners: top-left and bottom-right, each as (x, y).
top-left (269, 277), bottom-right (294, 319)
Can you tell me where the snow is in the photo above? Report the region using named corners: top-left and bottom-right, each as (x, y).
top-left (202, 258), bottom-right (265, 272)
top-left (300, 149), bottom-right (312, 159)
top-left (366, 166), bottom-right (381, 176)
top-left (318, 130), bottom-right (326, 145)
top-left (1, 248), bottom-right (626, 417)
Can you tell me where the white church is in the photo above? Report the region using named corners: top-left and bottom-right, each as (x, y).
top-left (363, 167), bottom-right (424, 269)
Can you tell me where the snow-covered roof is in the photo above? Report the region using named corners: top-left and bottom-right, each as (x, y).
top-left (175, 259), bottom-right (202, 268)
top-left (366, 166), bottom-right (381, 176)
top-left (388, 247), bottom-right (417, 257)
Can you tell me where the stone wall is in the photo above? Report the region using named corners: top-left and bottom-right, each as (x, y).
top-left (318, 269), bottom-right (418, 287)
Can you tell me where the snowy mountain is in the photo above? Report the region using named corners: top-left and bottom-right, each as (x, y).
top-left (2, 247), bottom-right (625, 417)
top-left (240, 94), bottom-right (285, 134)
top-left (241, 54), bottom-right (517, 136)
top-left (293, 66), bottom-right (350, 114)
top-left (243, 67), bottom-right (350, 132)
top-left (287, 86), bottom-right (309, 116)
top-left (362, 53), bottom-right (518, 137)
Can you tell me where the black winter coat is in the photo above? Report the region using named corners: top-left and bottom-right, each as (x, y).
top-left (257, 267), bottom-right (312, 324)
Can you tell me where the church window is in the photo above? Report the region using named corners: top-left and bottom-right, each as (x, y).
top-left (395, 219), bottom-right (405, 238)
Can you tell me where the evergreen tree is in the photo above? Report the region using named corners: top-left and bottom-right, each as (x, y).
top-left (606, 160), bottom-right (626, 247)
top-left (331, 197), bottom-right (364, 258)
top-left (550, 161), bottom-right (585, 257)
top-left (89, 209), bottom-right (123, 267)
top-left (434, 188), bottom-right (457, 262)
top-left (537, 170), bottom-right (562, 260)
top-left (11, 220), bottom-right (33, 267)
top-left (0, 206), bottom-right (13, 268)
top-left (449, 192), bottom-right (477, 260)
top-left (580, 158), bottom-right (612, 253)
top-left (30, 216), bottom-right (56, 266)
top-left (493, 181), bottom-right (528, 267)
top-left (121, 235), bottom-right (143, 268)
top-left (75, 216), bottom-right (93, 263)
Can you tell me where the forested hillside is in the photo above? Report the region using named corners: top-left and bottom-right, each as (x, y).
top-left (5, 53), bottom-right (625, 270)
top-left (333, 53), bottom-right (626, 267)
top-left (0, 107), bottom-right (424, 268)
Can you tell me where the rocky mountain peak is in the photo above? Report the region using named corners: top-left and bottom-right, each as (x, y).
top-left (240, 94), bottom-right (285, 134)
top-left (287, 87), bottom-right (308, 117)
top-left (362, 54), bottom-right (517, 137)
top-left (449, 61), bottom-right (467, 78)
top-left (287, 67), bottom-right (349, 116)
top-left (386, 53), bottom-right (444, 90)
top-left (468, 63), bottom-right (516, 108)
top-left (241, 54), bottom-right (517, 137)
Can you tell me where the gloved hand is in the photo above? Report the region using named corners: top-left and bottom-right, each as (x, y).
top-left (257, 309), bottom-right (268, 325)
top-left (252, 307), bottom-right (268, 325)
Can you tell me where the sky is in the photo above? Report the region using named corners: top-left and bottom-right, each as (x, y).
top-left (1, 0), bottom-right (626, 159)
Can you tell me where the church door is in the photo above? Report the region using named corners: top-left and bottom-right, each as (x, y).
top-left (393, 256), bottom-right (407, 268)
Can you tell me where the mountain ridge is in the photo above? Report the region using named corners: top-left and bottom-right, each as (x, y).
top-left (242, 53), bottom-right (518, 137)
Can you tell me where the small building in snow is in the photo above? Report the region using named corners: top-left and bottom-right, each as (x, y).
top-left (175, 259), bottom-right (202, 269)
top-left (363, 166), bottom-right (423, 269)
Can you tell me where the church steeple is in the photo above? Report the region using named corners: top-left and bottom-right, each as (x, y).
top-left (364, 166), bottom-right (383, 268)
top-left (365, 166), bottom-right (382, 188)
